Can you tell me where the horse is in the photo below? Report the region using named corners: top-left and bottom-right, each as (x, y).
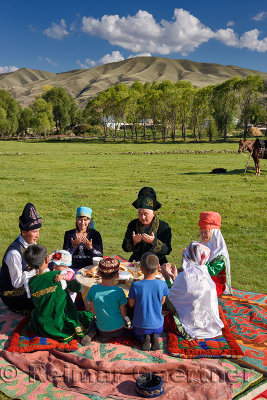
top-left (238, 139), bottom-right (267, 176)
top-left (238, 139), bottom-right (254, 153)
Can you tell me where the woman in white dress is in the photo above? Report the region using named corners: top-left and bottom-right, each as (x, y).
top-left (162, 241), bottom-right (224, 339)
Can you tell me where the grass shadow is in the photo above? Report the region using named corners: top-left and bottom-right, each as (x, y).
top-left (183, 168), bottom-right (266, 175)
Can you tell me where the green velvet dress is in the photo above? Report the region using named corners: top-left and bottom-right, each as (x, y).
top-left (122, 215), bottom-right (172, 264)
top-left (28, 270), bottom-right (93, 342)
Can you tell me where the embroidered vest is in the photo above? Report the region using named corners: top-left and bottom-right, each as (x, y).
top-left (0, 237), bottom-right (27, 296)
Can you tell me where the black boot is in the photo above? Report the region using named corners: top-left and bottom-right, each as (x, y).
top-left (151, 333), bottom-right (160, 350)
top-left (81, 327), bottom-right (98, 346)
top-left (142, 334), bottom-right (151, 351)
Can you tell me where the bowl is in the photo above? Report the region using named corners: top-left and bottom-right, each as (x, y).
top-left (92, 257), bottom-right (102, 266)
top-left (136, 373), bottom-right (164, 398)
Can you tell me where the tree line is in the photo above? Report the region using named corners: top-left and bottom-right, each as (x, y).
top-left (0, 75), bottom-right (266, 141)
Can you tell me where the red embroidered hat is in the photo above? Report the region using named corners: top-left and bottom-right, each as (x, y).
top-left (98, 257), bottom-right (120, 274)
top-left (198, 211), bottom-right (221, 230)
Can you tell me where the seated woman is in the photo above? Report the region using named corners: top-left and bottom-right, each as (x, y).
top-left (199, 211), bottom-right (232, 296)
top-left (63, 207), bottom-right (103, 270)
top-left (122, 187), bottom-right (172, 265)
top-left (161, 242), bottom-right (224, 339)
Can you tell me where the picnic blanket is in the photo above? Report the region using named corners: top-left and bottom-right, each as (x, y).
top-left (0, 288), bottom-right (266, 399)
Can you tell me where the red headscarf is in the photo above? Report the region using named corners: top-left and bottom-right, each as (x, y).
top-left (198, 211), bottom-right (221, 230)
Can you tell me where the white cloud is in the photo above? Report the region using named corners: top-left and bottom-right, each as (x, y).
top-left (240, 29), bottom-right (267, 52)
top-left (99, 51), bottom-right (124, 64)
top-left (0, 65), bottom-right (19, 73)
top-left (77, 51), bottom-right (125, 69)
top-left (76, 60), bottom-right (90, 69)
top-left (214, 28), bottom-right (239, 47)
top-left (81, 8), bottom-right (267, 55)
top-left (82, 9), bottom-right (215, 56)
top-left (38, 56), bottom-right (58, 66)
top-left (43, 19), bottom-right (69, 39)
top-left (252, 11), bottom-right (267, 21)
top-left (45, 57), bottom-right (57, 66)
top-left (226, 21), bottom-right (235, 27)
top-left (128, 53), bottom-right (152, 58)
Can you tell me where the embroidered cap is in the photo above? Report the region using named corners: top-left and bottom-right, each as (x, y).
top-left (76, 207), bottom-right (92, 218)
top-left (19, 203), bottom-right (42, 231)
top-left (198, 211), bottom-right (221, 230)
top-left (52, 250), bottom-right (72, 267)
top-left (132, 187), bottom-right (161, 211)
top-left (98, 257), bottom-right (120, 274)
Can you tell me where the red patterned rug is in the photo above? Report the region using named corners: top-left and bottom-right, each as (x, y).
top-left (167, 306), bottom-right (243, 359)
top-left (7, 315), bottom-right (79, 353)
top-left (219, 288), bottom-right (267, 374)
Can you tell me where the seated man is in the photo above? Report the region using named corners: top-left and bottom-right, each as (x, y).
top-left (122, 187), bottom-right (172, 265)
top-left (0, 203), bottom-right (42, 312)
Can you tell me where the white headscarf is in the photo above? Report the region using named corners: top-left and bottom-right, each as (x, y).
top-left (169, 242), bottom-right (224, 339)
top-left (200, 229), bottom-right (231, 294)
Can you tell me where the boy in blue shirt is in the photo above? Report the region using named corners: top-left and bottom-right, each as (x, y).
top-left (82, 257), bottom-right (128, 345)
top-left (128, 252), bottom-right (168, 351)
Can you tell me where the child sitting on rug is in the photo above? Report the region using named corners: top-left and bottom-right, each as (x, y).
top-left (82, 257), bottom-right (128, 346)
top-left (52, 250), bottom-right (76, 302)
top-left (199, 211), bottom-right (232, 296)
top-left (23, 244), bottom-right (93, 342)
top-left (128, 252), bottom-right (169, 351)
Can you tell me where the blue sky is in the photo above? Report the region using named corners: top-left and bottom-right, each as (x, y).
top-left (1, 0), bottom-right (266, 74)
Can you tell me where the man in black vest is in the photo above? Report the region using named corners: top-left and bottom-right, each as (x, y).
top-left (0, 203), bottom-right (42, 312)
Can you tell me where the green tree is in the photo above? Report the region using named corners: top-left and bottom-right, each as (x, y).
top-left (127, 85), bottom-right (140, 140)
top-left (235, 75), bottom-right (264, 139)
top-left (85, 90), bottom-right (113, 140)
top-left (176, 81), bottom-right (194, 141)
top-left (0, 89), bottom-right (20, 136)
top-left (31, 98), bottom-right (54, 136)
top-left (0, 107), bottom-right (9, 137)
top-left (43, 87), bottom-right (73, 131)
top-left (212, 77), bottom-right (240, 141)
top-left (18, 107), bottom-right (34, 136)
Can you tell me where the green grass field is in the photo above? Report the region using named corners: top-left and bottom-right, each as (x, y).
top-left (0, 140), bottom-right (266, 294)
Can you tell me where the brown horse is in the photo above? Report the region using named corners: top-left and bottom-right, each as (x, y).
top-left (238, 139), bottom-right (267, 175)
top-left (238, 139), bottom-right (254, 153)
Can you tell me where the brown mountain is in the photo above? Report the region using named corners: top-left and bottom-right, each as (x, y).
top-left (0, 57), bottom-right (266, 108)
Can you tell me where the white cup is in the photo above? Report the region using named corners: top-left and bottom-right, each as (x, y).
top-left (92, 257), bottom-right (102, 266)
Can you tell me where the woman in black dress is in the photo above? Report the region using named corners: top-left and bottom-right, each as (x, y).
top-left (63, 207), bottom-right (103, 270)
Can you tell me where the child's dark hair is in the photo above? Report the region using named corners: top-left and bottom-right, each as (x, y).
top-left (98, 270), bottom-right (118, 280)
top-left (24, 244), bottom-right (47, 269)
top-left (141, 252), bottom-right (159, 274)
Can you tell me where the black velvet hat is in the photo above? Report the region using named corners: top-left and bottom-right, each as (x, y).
top-left (19, 203), bottom-right (42, 231)
top-left (132, 187), bottom-right (161, 210)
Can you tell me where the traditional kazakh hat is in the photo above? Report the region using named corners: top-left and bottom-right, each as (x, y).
top-left (52, 250), bottom-right (72, 267)
top-left (98, 257), bottom-right (120, 274)
top-left (198, 211), bottom-right (221, 230)
top-left (132, 187), bottom-right (161, 210)
top-left (19, 203), bottom-right (42, 231)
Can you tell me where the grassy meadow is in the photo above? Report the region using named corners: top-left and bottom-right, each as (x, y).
top-left (0, 139), bottom-right (266, 293)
